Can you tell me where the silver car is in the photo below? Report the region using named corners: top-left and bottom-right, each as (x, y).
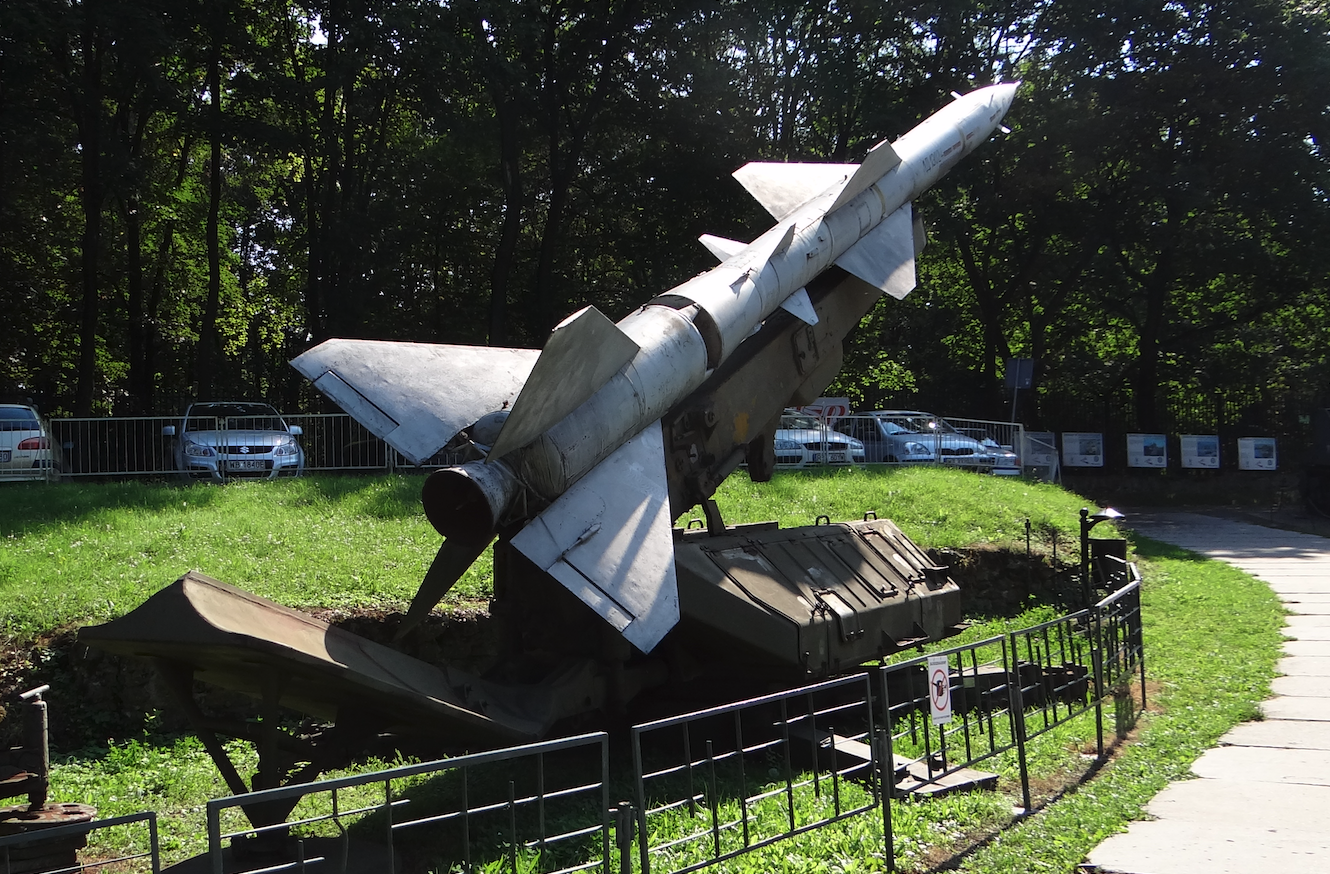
top-left (836, 411), bottom-right (997, 470)
top-left (0, 404), bottom-right (61, 481)
top-left (776, 412), bottom-right (866, 467)
top-left (163, 402), bottom-right (304, 481)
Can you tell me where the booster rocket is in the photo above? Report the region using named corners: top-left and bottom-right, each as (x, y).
top-left (293, 83), bottom-right (1018, 653)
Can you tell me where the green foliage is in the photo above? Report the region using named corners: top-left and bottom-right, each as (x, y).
top-left (4, 1), bottom-right (1326, 425)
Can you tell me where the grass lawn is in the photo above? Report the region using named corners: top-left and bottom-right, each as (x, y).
top-left (0, 468), bottom-right (1287, 871)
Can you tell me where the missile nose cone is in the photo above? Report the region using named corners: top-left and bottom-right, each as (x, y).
top-left (992, 81), bottom-right (1020, 115)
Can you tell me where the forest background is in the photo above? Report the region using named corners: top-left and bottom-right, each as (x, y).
top-left (2, 0), bottom-right (1328, 443)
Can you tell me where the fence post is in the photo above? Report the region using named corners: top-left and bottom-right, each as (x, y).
top-left (613, 801), bottom-right (635, 874)
top-left (878, 667), bottom-right (898, 873)
top-left (1006, 635), bottom-right (1032, 814)
top-left (1092, 605), bottom-right (1106, 760)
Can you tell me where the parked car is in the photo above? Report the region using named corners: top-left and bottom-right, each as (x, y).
top-left (953, 426), bottom-right (1022, 475)
top-left (776, 412), bottom-right (866, 467)
top-left (163, 402), bottom-right (304, 481)
top-left (0, 404), bottom-right (61, 481)
top-left (835, 411), bottom-right (997, 470)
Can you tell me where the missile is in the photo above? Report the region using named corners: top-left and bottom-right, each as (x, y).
top-left (292, 82), bottom-right (1019, 653)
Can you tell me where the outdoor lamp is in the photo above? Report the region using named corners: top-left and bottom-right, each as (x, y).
top-left (1080, 507), bottom-right (1125, 607)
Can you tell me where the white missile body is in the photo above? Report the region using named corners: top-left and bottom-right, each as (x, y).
top-left (292, 83), bottom-right (1018, 653)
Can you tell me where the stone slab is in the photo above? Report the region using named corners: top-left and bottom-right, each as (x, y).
top-left (1277, 592), bottom-right (1330, 602)
top-left (1272, 676), bottom-right (1330, 699)
top-left (1087, 819), bottom-right (1330, 874)
top-left (1222, 719), bottom-right (1330, 751)
top-left (1283, 640), bottom-right (1330, 657)
top-left (1281, 626), bottom-right (1330, 641)
top-left (1284, 602), bottom-right (1330, 615)
top-left (1189, 744), bottom-right (1330, 785)
top-left (1266, 662), bottom-right (1330, 681)
top-left (1266, 581), bottom-right (1330, 595)
top-left (1263, 696), bottom-right (1330, 721)
top-left (1283, 614), bottom-right (1330, 628)
top-left (1144, 777), bottom-right (1330, 828)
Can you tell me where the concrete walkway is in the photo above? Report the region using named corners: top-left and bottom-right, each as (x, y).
top-left (1084, 511), bottom-right (1330, 874)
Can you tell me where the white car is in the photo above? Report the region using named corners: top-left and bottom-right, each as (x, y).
top-left (0, 404), bottom-right (61, 481)
top-left (163, 402), bottom-right (304, 482)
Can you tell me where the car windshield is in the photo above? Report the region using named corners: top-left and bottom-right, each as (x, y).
top-left (0, 408), bottom-right (40, 431)
top-left (185, 403), bottom-right (286, 432)
top-left (783, 413), bottom-right (825, 430)
top-left (880, 414), bottom-right (956, 434)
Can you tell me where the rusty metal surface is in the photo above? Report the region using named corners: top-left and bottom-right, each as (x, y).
top-left (80, 572), bottom-right (557, 744)
top-left (0, 803), bottom-right (95, 834)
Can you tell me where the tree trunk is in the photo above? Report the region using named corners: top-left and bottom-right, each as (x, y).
top-left (197, 35), bottom-right (223, 399)
top-left (489, 96), bottom-right (522, 346)
top-left (73, 12), bottom-right (105, 416)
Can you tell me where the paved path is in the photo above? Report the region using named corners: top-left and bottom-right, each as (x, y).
top-left (1084, 511), bottom-right (1330, 874)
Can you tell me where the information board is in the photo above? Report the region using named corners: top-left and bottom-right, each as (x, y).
top-left (1180, 435), bottom-right (1220, 469)
top-left (1238, 437), bottom-right (1277, 471)
top-left (1127, 433), bottom-right (1167, 468)
top-left (1062, 432), bottom-right (1104, 468)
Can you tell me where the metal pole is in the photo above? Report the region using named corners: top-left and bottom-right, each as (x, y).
top-left (1079, 508), bottom-right (1091, 608)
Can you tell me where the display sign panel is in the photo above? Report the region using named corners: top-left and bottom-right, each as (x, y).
top-left (1180, 435), bottom-right (1220, 469)
top-left (1127, 433), bottom-right (1167, 468)
top-left (1062, 432), bottom-right (1104, 468)
top-left (1025, 432), bottom-right (1057, 467)
top-left (1238, 437), bottom-right (1277, 471)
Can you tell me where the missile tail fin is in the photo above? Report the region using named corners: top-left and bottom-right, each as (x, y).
top-left (510, 422), bottom-right (679, 653)
top-left (487, 306), bottom-right (640, 462)
top-left (732, 162), bottom-right (856, 220)
top-left (291, 339), bottom-right (540, 465)
top-left (827, 138), bottom-right (902, 211)
top-left (395, 532), bottom-right (494, 640)
top-left (700, 234), bottom-right (747, 261)
top-left (834, 202), bottom-right (918, 301)
top-left (778, 287), bottom-right (819, 325)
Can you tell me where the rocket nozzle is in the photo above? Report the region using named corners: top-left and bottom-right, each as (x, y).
top-left (421, 461), bottom-right (521, 541)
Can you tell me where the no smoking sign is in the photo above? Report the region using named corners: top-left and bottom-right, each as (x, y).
top-left (927, 655), bottom-right (953, 725)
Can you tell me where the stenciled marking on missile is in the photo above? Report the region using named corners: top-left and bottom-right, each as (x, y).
top-left (732, 411), bottom-right (750, 443)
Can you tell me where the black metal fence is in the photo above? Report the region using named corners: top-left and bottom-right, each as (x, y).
top-left (630, 674), bottom-right (882, 874)
top-left (205, 732), bottom-right (611, 874)
top-left (0, 810), bottom-right (160, 873)
top-left (76, 582), bottom-right (1142, 874)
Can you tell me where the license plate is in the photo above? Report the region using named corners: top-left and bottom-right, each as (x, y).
top-left (827, 451), bottom-right (847, 463)
top-left (0, 450), bottom-right (9, 463)
top-left (227, 459), bottom-right (265, 471)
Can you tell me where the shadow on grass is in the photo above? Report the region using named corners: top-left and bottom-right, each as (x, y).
top-left (0, 479), bottom-right (227, 532)
top-left (0, 474), bottom-right (433, 536)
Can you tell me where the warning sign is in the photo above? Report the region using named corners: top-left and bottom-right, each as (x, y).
top-left (928, 655), bottom-right (953, 725)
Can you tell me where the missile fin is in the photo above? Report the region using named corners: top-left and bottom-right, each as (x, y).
top-left (827, 137), bottom-right (902, 212)
top-left (778, 287), bottom-right (819, 325)
top-left (291, 339), bottom-right (540, 465)
top-left (834, 202), bottom-right (918, 301)
top-left (732, 162), bottom-right (856, 220)
top-left (510, 422), bottom-right (679, 653)
top-left (699, 234), bottom-right (747, 261)
top-left (488, 306), bottom-right (640, 462)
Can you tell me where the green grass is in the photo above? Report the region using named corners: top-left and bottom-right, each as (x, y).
top-left (0, 468), bottom-right (1093, 640)
top-left (0, 469), bottom-right (1285, 871)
